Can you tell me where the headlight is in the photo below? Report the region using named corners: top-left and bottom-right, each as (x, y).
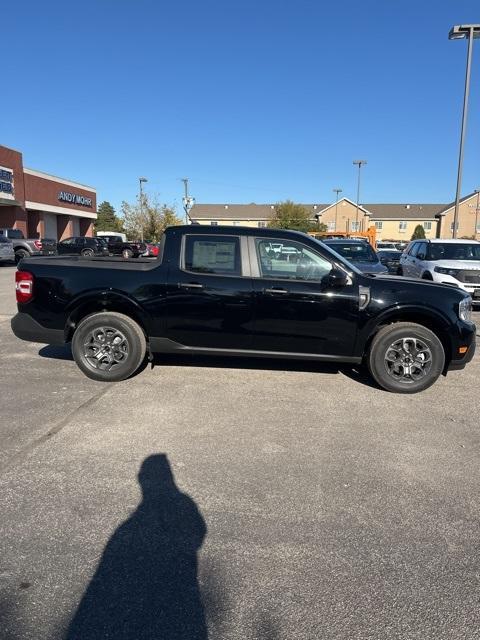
top-left (434, 266), bottom-right (460, 276)
top-left (459, 297), bottom-right (472, 322)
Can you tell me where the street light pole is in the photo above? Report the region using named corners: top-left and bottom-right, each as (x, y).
top-left (475, 189), bottom-right (480, 238)
top-left (449, 24), bottom-right (480, 238)
top-left (353, 160), bottom-right (367, 231)
top-left (182, 178), bottom-right (195, 224)
top-left (139, 177), bottom-right (148, 241)
top-left (333, 188), bottom-right (342, 231)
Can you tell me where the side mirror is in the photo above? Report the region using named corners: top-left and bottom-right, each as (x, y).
top-left (417, 252), bottom-right (426, 260)
top-left (325, 267), bottom-right (348, 288)
top-left (379, 256), bottom-right (388, 264)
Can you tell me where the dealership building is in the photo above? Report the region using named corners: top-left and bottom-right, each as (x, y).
top-left (0, 144), bottom-right (97, 240)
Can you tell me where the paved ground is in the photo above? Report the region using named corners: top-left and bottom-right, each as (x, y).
top-left (0, 265), bottom-right (479, 640)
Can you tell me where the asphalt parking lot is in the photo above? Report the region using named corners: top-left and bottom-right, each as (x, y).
top-left (0, 265), bottom-right (479, 640)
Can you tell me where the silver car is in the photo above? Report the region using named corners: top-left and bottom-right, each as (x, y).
top-left (399, 239), bottom-right (480, 304)
top-left (0, 236), bottom-right (15, 264)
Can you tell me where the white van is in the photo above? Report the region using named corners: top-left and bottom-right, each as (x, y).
top-left (96, 231), bottom-right (127, 242)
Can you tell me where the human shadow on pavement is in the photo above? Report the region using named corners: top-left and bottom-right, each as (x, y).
top-left (65, 454), bottom-right (208, 640)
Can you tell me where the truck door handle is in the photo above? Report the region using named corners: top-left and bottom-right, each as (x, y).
top-left (264, 287), bottom-right (288, 295)
top-left (178, 282), bottom-right (204, 289)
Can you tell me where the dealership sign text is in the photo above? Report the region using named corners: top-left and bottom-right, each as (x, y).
top-left (58, 191), bottom-right (93, 207)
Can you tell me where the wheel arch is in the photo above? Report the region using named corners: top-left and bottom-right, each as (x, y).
top-left (361, 308), bottom-right (452, 368)
top-left (65, 291), bottom-right (151, 342)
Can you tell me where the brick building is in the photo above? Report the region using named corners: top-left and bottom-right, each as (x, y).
top-left (0, 144), bottom-right (96, 240)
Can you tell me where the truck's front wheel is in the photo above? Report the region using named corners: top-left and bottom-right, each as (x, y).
top-left (367, 322), bottom-right (445, 393)
top-left (72, 312), bottom-right (147, 382)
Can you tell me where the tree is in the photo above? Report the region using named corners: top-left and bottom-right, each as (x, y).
top-left (120, 194), bottom-right (182, 241)
top-left (411, 224), bottom-right (426, 240)
top-left (268, 200), bottom-right (319, 233)
top-left (95, 201), bottom-right (124, 232)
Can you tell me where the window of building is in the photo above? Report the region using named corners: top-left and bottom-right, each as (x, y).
top-left (476, 221), bottom-right (480, 233)
top-left (450, 221), bottom-right (459, 231)
top-left (327, 221), bottom-right (336, 231)
top-left (184, 235), bottom-right (241, 276)
top-left (258, 221), bottom-right (267, 228)
top-left (210, 221), bottom-right (218, 226)
top-left (255, 239), bottom-right (332, 281)
top-left (399, 221), bottom-right (407, 232)
top-left (374, 221), bottom-right (383, 230)
top-left (423, 221), bottom-right (432, 231)
top-left (350, 221), bottom-right (360, 232)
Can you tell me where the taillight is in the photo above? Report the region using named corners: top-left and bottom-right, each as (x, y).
top-left (152, 246), bottom-right (159, 256)
top-left (34, 240), bottom-right (42, 250)
top-left (16, 271), bottom-right (34, 303)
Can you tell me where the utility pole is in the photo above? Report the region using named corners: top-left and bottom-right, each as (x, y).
top-left (182, 178), bottom-right (195, 224)
top-left (139, 177), bottom-right (148, 241)
top-left (333, 188), bottom-right (342, 231)
top-left (475, 189), bottom-right (480, 238)
top-left (353, 160), bottom-right (367, 231)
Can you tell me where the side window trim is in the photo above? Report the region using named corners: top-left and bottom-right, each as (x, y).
top-left (179, 233), bottom-right (249, 278)
top-left (248, 236), bottom-right (333, 282)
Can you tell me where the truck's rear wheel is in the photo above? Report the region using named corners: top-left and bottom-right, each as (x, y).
top-left (367, 322), bottom-right (445, 393)
top-left (122, 248), bottom-right (134, 258)
top-left (15, 249), bottom-right (29, 264)
top-left (72, 312), bottom-right (146, 382)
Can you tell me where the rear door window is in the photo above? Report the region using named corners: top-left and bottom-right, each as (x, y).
top-left (184, 235), bottom-right (242, 276)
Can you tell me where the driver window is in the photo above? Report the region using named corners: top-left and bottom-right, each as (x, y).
top-left (255, 239), bottom-right (332, 281)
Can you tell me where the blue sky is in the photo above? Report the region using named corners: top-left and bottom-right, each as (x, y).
top-left (3, 0), bottom-right (480, 213)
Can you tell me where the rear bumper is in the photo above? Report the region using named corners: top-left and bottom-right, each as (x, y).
top-left (11, 312), bottom-right (65, 345)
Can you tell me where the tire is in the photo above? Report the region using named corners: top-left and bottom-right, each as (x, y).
top-left (422, 272), bottom-right (433, 280)
top-left (72, 312), bottom-right (147, 382)
top-left (122, 248), bottom-right (134, 259)
top-left (367, 322), bottom-right (445, 393)
top-left (397, 266), bottom-right (403, 276)
top-left (81, 248), bottom-right (94, 257)
top-left (15, 249), bottom-right (29, 264)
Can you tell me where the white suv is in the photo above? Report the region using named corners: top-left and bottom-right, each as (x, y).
top-left (399, 239), bottom-right (480, 304)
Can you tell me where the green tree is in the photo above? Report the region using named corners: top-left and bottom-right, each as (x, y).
top-left (120, 194), bottom-right (182, 241)
top-left (268, 200), bottom-right (318, 233)
top-left (411, 224), bottom-right (426, 240)
top-left (94, 201), bottom-right (124, 233)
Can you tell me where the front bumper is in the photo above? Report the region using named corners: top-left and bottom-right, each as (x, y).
top-left (11, 312), bottom-right (65, 345)
top-left (447, 320), bottom-right (477, 370)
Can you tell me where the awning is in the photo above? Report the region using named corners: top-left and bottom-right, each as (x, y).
top-left (0, 198), bottom-right (21, 207)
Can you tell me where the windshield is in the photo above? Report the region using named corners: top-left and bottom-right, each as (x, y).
top-left (325, 242), bottom-right (378, 263)
top-left (378, 250), bottom-right (401, 259)
top-left (427, 243), bottom-right (480, 261)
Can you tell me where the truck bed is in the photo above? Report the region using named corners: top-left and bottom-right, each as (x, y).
top-left (20, 255), bottom-right (160, 271)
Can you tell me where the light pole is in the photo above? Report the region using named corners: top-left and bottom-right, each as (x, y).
top-left (449, 24), bottom-right (480, 238)
top-left (182, 178), bottom-right (195, 224)
top-left (138, 177), bottom-right (148, 241)
top-left (333, 188), bottom-right (342, 231)
top-left (353, 160), bottom-right (367, 231)
top-left (475, 189), bottom-right (480, 238)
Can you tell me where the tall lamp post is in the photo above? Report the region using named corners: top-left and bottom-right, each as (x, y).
top-left (333, 188), bottom-right (342, 231)
top-left (139, 177), bottom-right (148, 241)
top-left (448, 24), bottom-right (480, 238)
top-left (474, 189), bottom-right (480, 238)
top-left (353, 160), bottom-right (367, 231)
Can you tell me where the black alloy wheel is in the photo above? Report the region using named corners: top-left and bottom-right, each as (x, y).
top-left (368, 322), bottom-right (445, 393)
top-left (15, 249), bottom-right (29, 264)
top-left (122, 248), bottom-right (134, 259)
top-left (72, 312), bottom-right (147, 382)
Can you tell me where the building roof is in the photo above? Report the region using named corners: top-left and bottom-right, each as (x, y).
top-left (190, 201), bottom-right (447, 221)
top-left (190, 203), bottom-right (328, 220)
top-left (364, 204), bottom-right (445, 220)
top-left (434, 192), bottom-right (479, 217)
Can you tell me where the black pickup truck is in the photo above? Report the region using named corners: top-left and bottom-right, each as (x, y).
top-left (11, 225), bottom-right (476, 393)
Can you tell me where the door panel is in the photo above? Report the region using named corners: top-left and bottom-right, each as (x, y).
top-left (250, 237), bottom-right (359, 356)
top-left (164, 234), bottom-right (254, 349)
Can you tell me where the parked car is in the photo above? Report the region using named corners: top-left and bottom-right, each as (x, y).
top-left (144, 242), bottom-right (160, 257)
top-left (395, 242), bottom-right (408, 252)
top-left (11, 226), bottom-right (476, 393)
top-left (0, 228), bottom-right (57, 263)
top-left (399, 239), bottom-right (480, 305)
top-left (100, 235), bottom-right (147, 258)
top-left (322, 239), bottom-right (388, 274)
top-left (376, 241), bottom-right (398, 250)
top-left (377, 249), bottom-right (402, 274)
top-left (0, 236), bottom-right (15, 264)
top-left (57, 236), bottom-right (110, 257)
